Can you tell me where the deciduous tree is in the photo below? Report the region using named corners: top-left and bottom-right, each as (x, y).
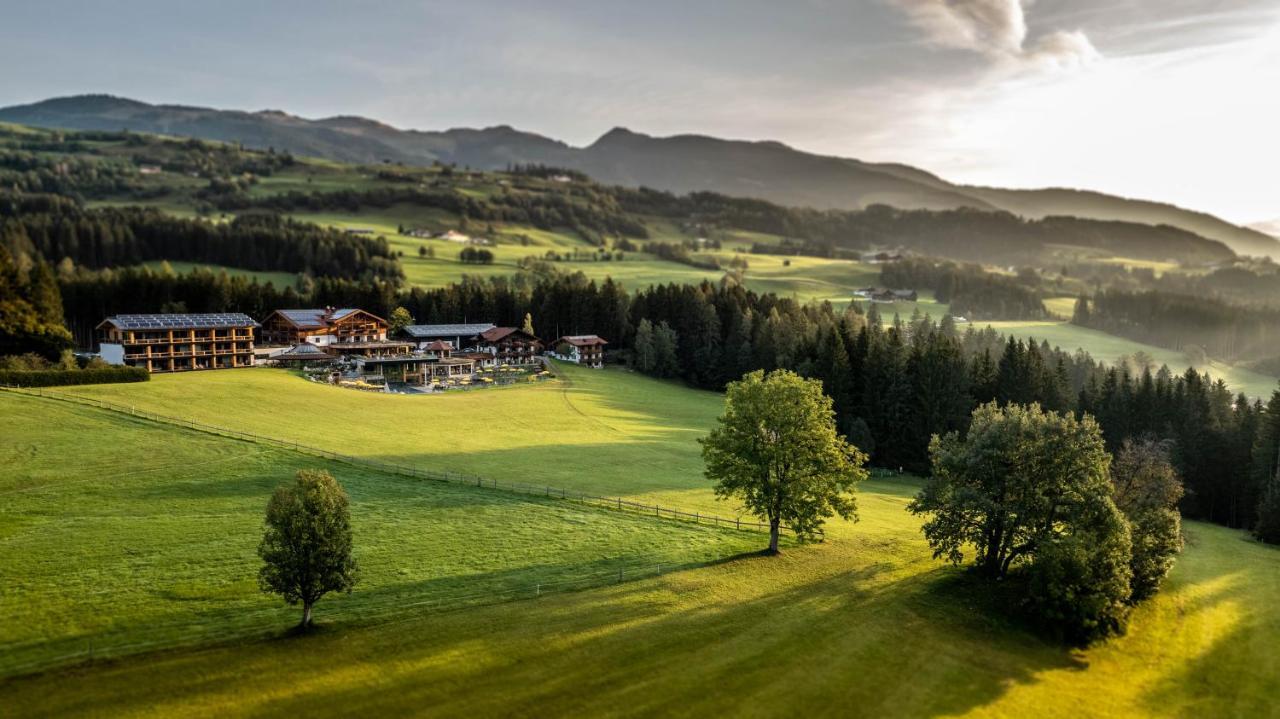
top-left (258, 470), bottom-right (359, 629)
top-left (700, 369), bottom-right (867, 553)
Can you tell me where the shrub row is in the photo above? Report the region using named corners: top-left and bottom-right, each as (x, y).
top-left (0, 366), bottom-right (150, 387)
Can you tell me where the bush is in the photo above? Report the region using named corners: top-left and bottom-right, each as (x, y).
top-left (1024, 501), bottom-right (1133, 645)
top-left (0, 366), bottom-right (150, 387)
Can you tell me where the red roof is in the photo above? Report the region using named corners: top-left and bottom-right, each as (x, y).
top-left (559, 335), bottom-right (608, 347)
top-left (479, 327), bottom-right (541, 343)
top-left (423, 340), bottom-right (452, 351)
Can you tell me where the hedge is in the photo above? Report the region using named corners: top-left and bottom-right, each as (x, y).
top-left (0, 367), bottom-right (150, 387)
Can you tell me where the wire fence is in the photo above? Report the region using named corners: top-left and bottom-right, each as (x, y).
top-left (0, 385), bottom-right (788, 535)
top-left (0, 556), bottom-right (714, 679)
top-left (0, 383), bottom-right (909, 679)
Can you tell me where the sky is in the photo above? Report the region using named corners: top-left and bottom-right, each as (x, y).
top-left (1, 0), bottom-right (1277, 224)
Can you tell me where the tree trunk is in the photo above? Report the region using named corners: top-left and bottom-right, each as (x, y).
top-left (301, 601), bottom-right (313, 629)
top-left (768, 516), bottom-right (780, 554)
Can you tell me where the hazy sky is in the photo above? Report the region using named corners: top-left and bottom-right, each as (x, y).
top-left (1, 0), bottom-right (1277, 223)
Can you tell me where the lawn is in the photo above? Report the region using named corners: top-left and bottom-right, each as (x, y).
top-left (0, 389), bottom-right (761, 678)
top-left (2, 365), bottom-right (1277, 716)
top-left (136, 260), bottom-right (299, 289)
top-left (983, 320), bottom-right (1279, 399)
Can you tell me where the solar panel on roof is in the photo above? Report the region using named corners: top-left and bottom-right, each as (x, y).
top-left (106, 313), bottom-right (259, 330)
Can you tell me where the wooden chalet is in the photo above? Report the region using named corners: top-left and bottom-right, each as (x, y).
top-left (260, 307), bottom-right (413, 356)
top-left (97, 313), bottom-right (258, 373)
top-left (477, 327), bottom-right (543, 365)
top-left (551, 335), bottom-right (608, 368)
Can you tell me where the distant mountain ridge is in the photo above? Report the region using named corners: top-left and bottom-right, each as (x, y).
top-left (3, 94), bottom-right (1275, 258)
top-left (1250, 219), bottom-right (1280, 239)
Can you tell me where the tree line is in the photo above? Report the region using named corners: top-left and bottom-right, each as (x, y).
top-left (611, 189), bottom-right (1234, 266)
top-left (1074, 289), bottom-right (1280, 364)
top-left (880, 257), bottom-right (1047, 320)
top-left (39, 262), bottom-right (1280, 541)
top-left (0, 197), bottom-right (402, 283)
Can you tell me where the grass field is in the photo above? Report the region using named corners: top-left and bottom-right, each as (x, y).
top-left (136, 261), bottom-right (299, 288)
top-left (984, 320), bottom-right (1279, 399)
top-left (0, 389), bottom-right (761, 678)
top-left (286, 208), bottom-right (904, 305)
top-left (2, 365), bottom-right (1278, 716)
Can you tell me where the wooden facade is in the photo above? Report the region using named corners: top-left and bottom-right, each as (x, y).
top-left (552, 335), bottom-right (608, 368)
top-left (97, 313), bottom-right (258, 373)
top-left (477, 327), bottom-right (543, 365)
top-left (260, 307), bottom-right (410, 355)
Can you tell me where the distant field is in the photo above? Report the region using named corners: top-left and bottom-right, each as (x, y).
top-left (0, 388), bottom-right (760, 677)
top-left (1043, 296), bottom-right (1078, 319)
top-left (137, 260), bottom-right (299, 288)
top-left (4, 366), bottom-right (1277, 716)
top-left (290, 208), bottom-right (889, 303)
top-left (984, 320), bottom-right (1279, 398)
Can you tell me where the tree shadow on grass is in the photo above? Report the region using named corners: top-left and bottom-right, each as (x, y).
top-left (67, 553), bottom-right (1078, 718)
top-left (1137, 529), bottom-right (1280, 718)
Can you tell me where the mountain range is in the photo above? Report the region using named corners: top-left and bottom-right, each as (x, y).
top-left (3, 94), bottom-right (1275, 258)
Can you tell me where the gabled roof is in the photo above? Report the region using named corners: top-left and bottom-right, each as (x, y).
top-left (480, 327), bottom-right (518, 342)
top-left (479, 327), bottom-right (541, 343)
top-left (98, 313), bottom-right (258, 331)
top-left (268, 308), bottom-right (385, 329)
top-left (422, 340), bottom-right (452, 351)
top-left (401, 323), bottom-right (496, 339)
top-left (558, 334), bottom-right (608, 347)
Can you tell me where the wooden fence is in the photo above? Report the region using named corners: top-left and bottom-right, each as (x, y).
top-left (1, 385), bottom-right (788, 534)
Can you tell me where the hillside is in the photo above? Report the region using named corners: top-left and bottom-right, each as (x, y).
top-left (2, 367), bottom-right (1277, 716)
top-left (3, 94), bottom-right (1273, 258)
top-left (0, 122), bottom-right (1238, 273)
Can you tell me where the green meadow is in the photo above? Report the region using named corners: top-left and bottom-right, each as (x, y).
top-left (136, 260), bottom-right (300, 289)
top-left (985, 320), bottom-right (1279, 399)
top-left (0, 388), bottom-right (761, 677)
top-left (0, 365), bottom-right (1277, 716)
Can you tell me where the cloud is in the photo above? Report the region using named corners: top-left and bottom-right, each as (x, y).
top-left (895, 0), bottom-right (1099, 68)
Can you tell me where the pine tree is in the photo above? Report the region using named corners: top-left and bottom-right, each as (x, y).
top-left (632, 318), bottom-right (657, 373)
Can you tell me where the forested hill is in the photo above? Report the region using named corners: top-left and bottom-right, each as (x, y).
top-left (2, 94), bottom-right (1273, 258)
top-left (0, 123), bottom-right (1237, 268)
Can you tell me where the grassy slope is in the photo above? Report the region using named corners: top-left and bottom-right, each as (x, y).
top-left (0, 389), bottom-right (759, 676)
top-left (136, 260), bottom-right (299, 288)
top-left (2, 366), bottom-right (1276, 717)
top-left (985, 321), bottom-right (1279, 399)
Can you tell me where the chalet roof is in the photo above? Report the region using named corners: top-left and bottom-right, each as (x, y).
top-left (422, 340), bottom-right (452, 351)
top-left (401, 323), bottom-right (495, 339)
top-left (271, 343), bottom-right (335, 361)
top-left (271, 308), bottom-right (383, 329)
top-left (98, 313), bottom-right (259, 331)
top-left (559, 334), bottom-right (608, 347)
top-left (480, 327), bottom-right (518, 342)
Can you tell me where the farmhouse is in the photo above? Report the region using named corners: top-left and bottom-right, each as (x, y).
top-left (477, 327), bottom-right (543, 365)
top-left (399, 323), bottom-right (496, 351)
top-left (97, 313), bottom-right (258, 373)
top-left (260, 307), bottom-right (413, 356)
top-left (550, 335), bottom-right (608, 368)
